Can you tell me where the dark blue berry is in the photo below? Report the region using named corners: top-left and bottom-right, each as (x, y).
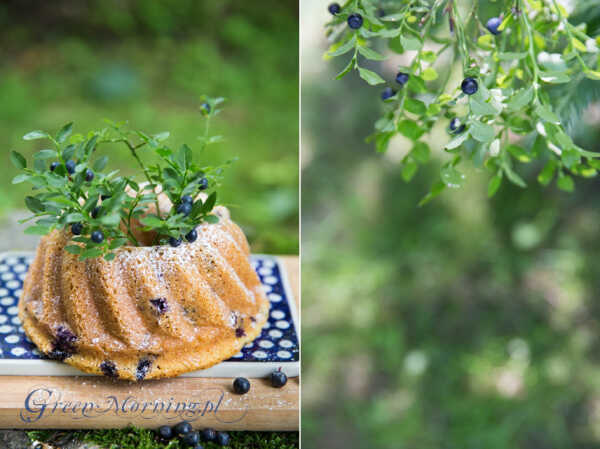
top-left (200, 103), bottom-right (211, 115)
top-left (181, 195), bottom-right (194, 204)
top-left (235, 327), bottom-right (246, 338)
top-left (50, 162), bottom-right (59, 171)
top-left (328, 3), bottom-right (341, 14)
top-left (198, 177), bottom-right (209, 190)
top-left (85, 169), bottom-right (94, 182)
top-left (150, 297), bottom-right (169, 315)
top-left (216, 432), bottom-right (230, 446)
top-left (233, 377), bottom-right (251, 394)
top-left (174, 421), bottom-right (192, 436)
top-left (449, 118), bottom-right (466, 134)
top-left (65, 159), bottom-right (76, 174)
top-left (381, 87), bottom-right (396, 101)
top-left (157, 425), bottom-right (173, 440)
top-left (136, 358), bottom-right (152, 381)
top-left (461, 77), bottom-right (478, 95)
top-left (91, 230), bottom-right (104, 244)
top-left (55, 326), bottom-right (77, 352)
top-left (347, 13), bottom-right (363, 29)
top-left (395, 72), bottom-right (410, 86)
top-left (91, 206), bottom-right (101, 219)
top-left (47, 349), bottom-right (70, 361)
top-left (185, 228), bottom-right (198, 243)
top-left (100, 360), bottom-right (117, 378)
top-left (169, 236), bottom-right (182, 247)
top-left (271, 370), bottom-right (288, 388)
top-left (71, 222), bottom-right (83, 235)
top-left (486, 17), bottom-right (502, 35)
top-left (201, 428), bottom-right (217, 442)
top-left (182, 431), bottom-right (200, 447)
top-left (176, 202), bottom-right (192, 216)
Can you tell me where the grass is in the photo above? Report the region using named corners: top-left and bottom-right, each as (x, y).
top-left (27, 427), bottom-right (299, 449)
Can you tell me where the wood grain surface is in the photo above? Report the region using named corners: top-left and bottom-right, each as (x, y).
top-left (0, 256), bottom-right (299, 430)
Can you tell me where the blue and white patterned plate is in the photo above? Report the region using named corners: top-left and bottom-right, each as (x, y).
top-left (0, 252), bottom-right (299, 378)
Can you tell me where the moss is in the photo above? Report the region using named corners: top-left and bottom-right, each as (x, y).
top-left (27, 427), bottom-right (299, 449)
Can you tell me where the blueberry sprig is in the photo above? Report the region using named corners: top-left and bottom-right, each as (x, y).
top-left (325, 0), bottom-right (600, 203)
top-left (11, 96), bottom-right (231, 260)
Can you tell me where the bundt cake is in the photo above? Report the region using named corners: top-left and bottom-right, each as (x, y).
top-left (18, 202), bottom-right (270, 380)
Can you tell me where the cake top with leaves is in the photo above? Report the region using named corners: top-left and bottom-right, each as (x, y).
top-left (11, 97), bottom-right (233, 261)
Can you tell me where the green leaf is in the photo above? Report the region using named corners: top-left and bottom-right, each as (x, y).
top-left (584, 69), bottom-right (600, 81)
top-left (34, 149), bottom-right (58, 160)
top-left (488, 171), bottom-right (503, 197)
top-left (400, 34), bottom-right (422, 51)
top-left (23, 130), bottom-right (49, 141)
top-left (357, 67), bottom-right (385, 85)
top-left (445, 132), bottom-right (469, 150)
top-left (539, 71), bottom-right (571, 84)
top-left (401, 159), bottom-right (418, 182)
top-left (506, 144), bottom-right (532, 163)
top-left (557, 173), bottom-right (574, 192)
top-left (357, 46), bottom-right (386, 61)
top-left (65, 213), bottom-right (85, 223)
top-left (418, 181), bottom-right (446, 206)
top-left (440, 165), bottom-right (465, 188)
top-left (497, 52), bottom-right (528, 61)
top-left (140, 215), bottom-right (164, 228)
top-left (65, 245), bottom-right (83, 255)
top-left (537, 160), bottom-right (557, 186)
top-left (99, 214), bottom-right (122, 227)
top-left (404, 97), bottom-right (426, 115)
top-left (24, 225), bottom-right (51, 235)
top-left (12, 173), bottom-right (31, 184)
top-left (93, 156), bottom-right (109, 172)
top-left (535, 104), bottom-right (560, 124)
top-left (10, 151), bottom-right (26, 169)
top-left (507, 87), bottom-right (534, 111)
top-left (25, 196), bottom-right (45, 213)
top-left (411, 142), bottom-right (430, 164)
top-left (56, 122), bottom-right (73, 144)
top-left (398, 120), bottom-right (425, 140)
top-left (153, 132), bottom-right (170, 141)
top-left (204, 214), bottom-right (219, 224)
top-left (327, 35), bottom-right (357, 57)
top-left (421, 67), bottom-right (438, 81)
top-left (561, 148), bottom-right (580, 168)
top-left (203, 191), bottom-right (217, 213)
top-left (502, 164), bottom-right (527, 188)
top-left (336, 58), bottom-right (355, 80)
top-left (469, 97), bottom-right (499, 116)
top-left (469, 121), bottom-right (495, 143)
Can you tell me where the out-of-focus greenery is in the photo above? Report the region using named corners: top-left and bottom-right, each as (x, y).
top-left (302, 1), bottom-right (600, 447)
top-left (0, 0), bottom-right (298, 254)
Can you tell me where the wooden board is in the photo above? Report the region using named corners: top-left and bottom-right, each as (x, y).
top-left (0, 256), bottom-right (299, 430)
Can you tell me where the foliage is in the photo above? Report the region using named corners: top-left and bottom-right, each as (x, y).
top-left (11, 98), bottom-right (229, 260)
top-left (325, 0), bottom-right (600, 203)
top-left (27, 427), bottom-right (299, 449)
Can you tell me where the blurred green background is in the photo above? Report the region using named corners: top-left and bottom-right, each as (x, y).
top-left (0, 0), bottom-right (298, 254)
top-left (302, 0), bottom-right (600, 447)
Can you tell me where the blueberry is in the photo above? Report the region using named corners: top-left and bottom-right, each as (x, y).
top-left (56, 326), bottom-right (77, 349)
top-left (198, 177), bottom-right (209, 190)
top-left (235, 327), bottom-right (246, 338)
top-left (328, 3), bottom-right (341, 14)
top-left (461, 77), bottom-right (478, 95)
top-left (176, 202), bottom-right (192, 216)
top-left (169, 236), bottom-right (182, 247)
top-left (216, 432), bottom-right (230, 446)
top-left (150, 297), bottom-right (169, 315)
top-left (71, 222), bottom-right (83, 235)
top-left (347, 13), bottom-right (363, 29)
top-left (201, 428), bottom-right (217, 442)
top-left (395, 72), bottom-right (410, 86)
top-left (91, 206), bottom-right (101, 219)
top-left (91, 230), bottom-right (104, 244)
top-left (50, 161), bottom-right (59, 171)
top-left (100, 360), bottom-right (117, 378)
top-left (381, 87), bottom-right (396, 101)
top-left (156, 425), bottom-right (173, 440)
top-left (174, 421), bottom-right (192, 436)
top-left (182, 431), bottom-right (200, 447)
top-left (181, 195), bottom-right (194, 204)
top-left (449, 118), bottom-right (466, 134)
top-left (233, 377), bottom-right (251, 394)
top-left (185, 228), bottom-right (198, 243)
top-left (65, 159), bottom-right (76, 174)
top-left (47, 349), bottom-right (70, 361)
top-left (136, 358), bottom-right (152, 381)
top-left (486, 16), bottom-right (502, 35)
top-left (200, 103), bottom-right (211, 115)
top-left (271, 370), bottom-right (288, 388)
top-left (84, 169), bottom-right (94, 182)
